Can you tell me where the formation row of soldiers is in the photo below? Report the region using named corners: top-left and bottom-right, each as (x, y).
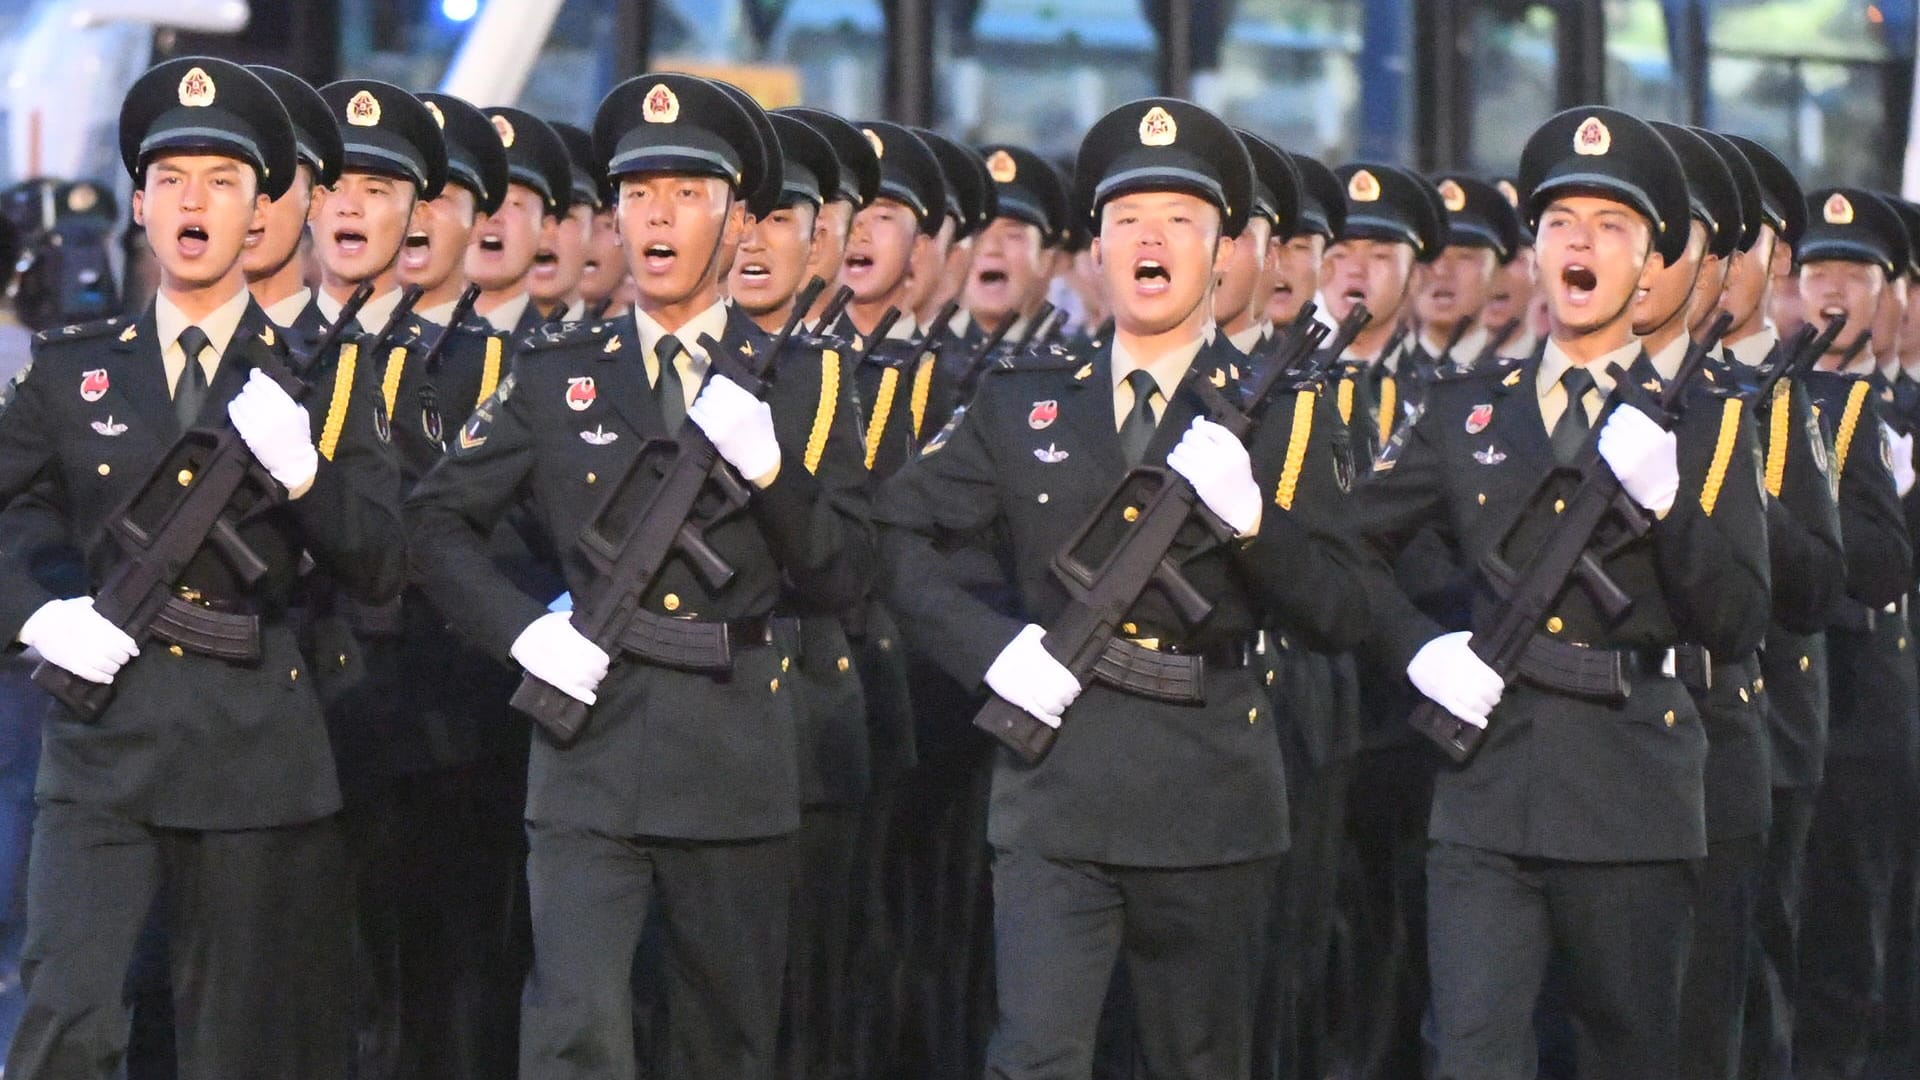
top-left (0, 47), bottom-right (1916, 1080)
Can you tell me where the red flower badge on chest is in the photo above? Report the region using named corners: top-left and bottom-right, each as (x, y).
top-left (80, 369), bottom-right (109, 403)
top-left (1028, 399), bottom-right (1058, 430)
top-left (566, 376), bottom-right (597, 412)
top-left (1464, 403), bottom-right (1493, 435)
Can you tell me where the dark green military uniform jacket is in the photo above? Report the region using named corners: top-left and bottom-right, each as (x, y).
top-left (0, 300), bottom-right (404, 829)
top-left (876, 338), bottom-right (1374, 867)
top-left (1803, 368), bottom-right (1916, 771)
top-left (1347, 349), bottom-right (1772, 862)
top-left (405, 303), bottom-right (873, 839)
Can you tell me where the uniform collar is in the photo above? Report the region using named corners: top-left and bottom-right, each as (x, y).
top-left (1112, 332), bottom-right (1205, 401)
top-left (1537, 335), bottom-right (1641, 399)
top-left (1419, 324), bottom-right (1489, 368)
top-left (415, 296), bottom-right (461, 327)
top-left (564, 298), bottom-right (586, 323)
top-left (1727, 325), bottom-right (1779, 369)
top-left (260, 286), bottom-right (312, 330)
top-left (1647, 333), bottom-right (1689, 380)
top-left (316, 284), bottom-right (404, 334)
top-left (886, 313), bottom-right (921, 342)
top-left (1227, 321), bottom-right (1268, 355)
top-left (155, 283), bottom-right (251, 356)
top-left (483, 291), bottom-right (532, 334)
top-left (632, 298), bottom-right (730, 365)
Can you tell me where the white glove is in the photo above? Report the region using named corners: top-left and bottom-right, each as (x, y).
top-left (984, 623), bottom-right (1082, 729)
top-left (1598, 403), bottom-right (1679, 516)
top-left (688, 374), bottom-right (782, 483)
top-left (1884, 423), bottom-right (1916, 497)
top-left (1166, 417), bottom-right (1263, 535)
top-left (18, 597), bottom-right (139, 685)
top-left (510, 611), bottom-right (611, 706)
top-left (1406, 631), bottom-right (1504, 730)
top-left (228, 368), bottom-right (319, 495)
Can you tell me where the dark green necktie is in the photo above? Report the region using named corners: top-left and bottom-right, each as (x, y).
top-left (1120, 368), bottom-right (1160, 465)
top-left (1552, 366), bottom-right (1596, 464)
top-left (174, 325), bottom-right (211, 430)
top-left (656, 333), bottom-right (687, 434)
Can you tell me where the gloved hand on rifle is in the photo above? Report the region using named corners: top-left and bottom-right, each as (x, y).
top-left (1597, 403), bottom-right (1678, 517)
top-left (1407, 631), bottom-right (1504, 730)
top-left (511, 611), bottom-right (611, 707)
top-left (228, 369), bottom-right (319, 497)
top-left (1167, 417), bottom-right (1263, 537)
top-left (985, 624), bottom-right (1082, 729)
top-left (689, 374), bottom-right (782, 487)
top-left (18, 597), bottom-right (140, 685)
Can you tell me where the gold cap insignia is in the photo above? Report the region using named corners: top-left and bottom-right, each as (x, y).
top-left (1439, 178), bottom-right (1467, 213)
top-left (346, 89), bottom-right (381, 128)
top-left (177, 66), bottom-right (216, 108)
top-left (424, 100), bottom-right (445, 129)
top-left (643, 83), bottom-right (680, 124)
top-left (1573, 116), bottom-right (1611, 157)
top-left (863, 128), bottom-right (884, 159)
top-left (987, 149), bottom-right (1018, 184)
top-left (1348, 168), bottom-right (1381, 203)
top-left (1495, 179), bottom-right (1520, 207)
top-left (66, 184), bottom-right (98, 214)
top-left (1139, 106), bottom-right (1177, 147)
top-left (491, 113), bottom-right (515, 148)
top-left (1824, 192), bottom-right (1855, 226)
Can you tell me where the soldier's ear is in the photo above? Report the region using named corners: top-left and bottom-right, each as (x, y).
top-left (250, 192), bottom-right (271, 232)
top-left (131, 190), bottom-right (145, 229)
top-left (1211, 232), bottom-right (1237, 278)
top-left (1089, 236), bottom-right (1103, 270)
top-left (1636, 246), bottom-right (1667, 293)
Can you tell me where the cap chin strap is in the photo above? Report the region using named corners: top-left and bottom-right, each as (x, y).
top-left (691, 189), bottom-right (738, 302)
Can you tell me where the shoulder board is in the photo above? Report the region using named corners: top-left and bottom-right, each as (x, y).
top-left (32, 315), bottom-right (126, 348)
top-left (518, 320), bottom-right (612, 354)
top-left (1436, 355), bottom-right (1522, 385)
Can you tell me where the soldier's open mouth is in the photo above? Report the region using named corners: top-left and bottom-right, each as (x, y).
top-left (643, 244), bottom-right (676, 273)
top-left (1133, 260), bottom-right (1170, 296)
top-left (738, 261), bottom-right (771, 282)
top-left (976, 269), bottom-right (1008, 286)
top-left (334, 230), bottom-right (368, 258)
top-left (178, 226), bottom-right (210, 258)
top-left (401, 232), bottom-right (432, 270)
top-left (478, 234), bottom-right (504, 253)
top-left (1561, 265), bottom-right (1598, 305)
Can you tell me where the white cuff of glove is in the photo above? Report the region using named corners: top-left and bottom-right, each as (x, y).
top-left (984, 624), bottom-right (1082, 729)
top-left (1166, 417), bottom-right (1264, 536)
top-left (18, 597), bottom-right (139, 685)
top-left (688, 374), bottom-right (782, 486)
top-left (510, 611), bottom-right (611, 706)
top-left (1406, 630), bottom-right (1504, 730)
top-left (1597, 403), bottom-right (1678, 517)
top-left (228, 369), bottom-right (319, 496)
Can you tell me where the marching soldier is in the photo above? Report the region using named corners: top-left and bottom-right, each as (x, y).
top-left (912, 129), bottom-right (992, 332)
top-left (0, 57), bottom-right (403, 1077)
top-left (955, 144), bottom-right (1073, 347)
top-left (466, 107), bottom-right (572, 338)
top-left (877, 96), bottom-right (1373, 1080)
top-left (241, 67), bottom-right (342, 329)
top-left (773, 107), bottom-right (881, 329)
top-left (1793, 186), bottom-right (1919, 1080)
top-left (1325, 163), bottom-right (1445, 460)
top-left (1212, 130), bottom-right (1295, 357)
top-left (532, 122), bottom-right (601, 326)
top-left (1485, 178), bottom-right (1543, 361)
top-left (1347, 106), bottom-right (1771, 1079)
top-left (402, 93), bottom-right (509, 329)
top-left (1411, 175), bottom-right (1525, 374)
top-left (406, 73), bottom-right (872, 1079)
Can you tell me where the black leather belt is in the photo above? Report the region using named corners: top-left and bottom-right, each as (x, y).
top-left (1518, 634), bottom-right (1683, 704)
top-left (1091, 633), bottom-right (1260, 706)
top-left (1831, 594), bottom-right (1908, 634)
top-left (617, 610), bottom-right (775, 675)
top-left (343, 596), bottom-right (404, 638)
top-left (153, 587), bottom-right (262, 663)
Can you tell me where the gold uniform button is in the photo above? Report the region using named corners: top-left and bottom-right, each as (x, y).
top-left (1037, 493), bottom-right (1049, 504)
top-left (337, 653), bottom-right (349, 668)
top-left (1664, 710), bottom-right (1677, 727)
top-left (177, 469), bottom-right (194, 486)
top-left (1546, 616), bottom-right (1565, 634)
top-left (586, 472), bottom-right (597, 485)
top-left (769, 678), bottom-right (780, 693)
top-left (663, 593), bottom-right (680, 612)
top-left (1753, 678), bottom-right (1764, 693)
top-left (1799, 655), bottom-right (1811, 672)
top-left (168, 644), bottom-right (184, 658)
top-left (1738, 686), bottom-right (1750, 703)
top-left (290, 669), bottom-right (300, 682)
top-left (836, 656), bottom-right (850, 672)
top-left (1554, 499), bottom-right (1566, 514)
top-left (780, 656), bottom-right (790, 672)
top-left (1122, 622), bottom-right (1138, 635)
top-left (1476, 492), bottom-right (1486, 505)
top-left (96, 463), bottom-right (111, 476)
top-left (1265, 670), bottom-right (1275, 686)
top-left (1123, 506), bottom-right (1141, 523)
top-left (1247, 708), bottom-right (1258, 724)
